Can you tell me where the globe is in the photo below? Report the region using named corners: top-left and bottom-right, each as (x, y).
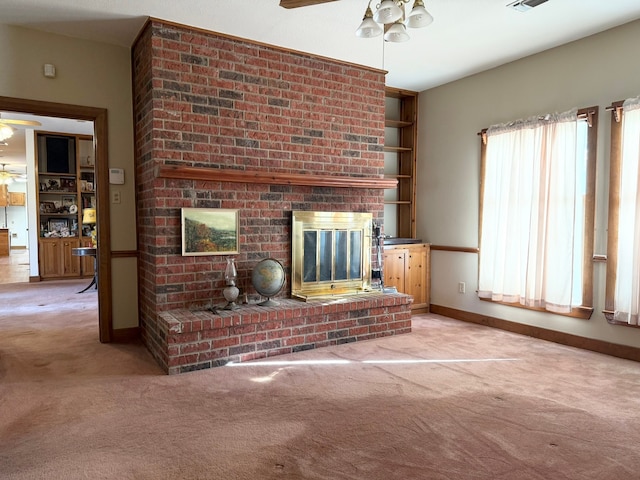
top-left (251, 258), bottom-right (286, 306)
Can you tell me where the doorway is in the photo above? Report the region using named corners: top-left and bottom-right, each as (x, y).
top-left (0, 96), bottom-right (112, 342)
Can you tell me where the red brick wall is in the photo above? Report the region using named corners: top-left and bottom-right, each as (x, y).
top-left (132, 20), bottom-right (387, 354)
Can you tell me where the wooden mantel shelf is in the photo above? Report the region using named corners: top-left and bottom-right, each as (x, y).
top-left (156, 165), bottom-right (398, 189)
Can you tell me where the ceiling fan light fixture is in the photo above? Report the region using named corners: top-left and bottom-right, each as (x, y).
top-left (373, 0), bottom-right (403, 25)
top-left (356, 6), bottom-right (383, 38)
top-left (405, 0), bottom-right (433, 28)
top-left (384, 21), bottom-right (410, 43)
top-left (0, 123), bottom-right (14, 142)
top-left (0, 164), bottom-right (15, 185)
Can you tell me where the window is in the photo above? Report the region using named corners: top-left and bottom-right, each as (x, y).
top-left (605, 96), bottom-right (640, 326)
top-left (479, 107), bottom-right (598, 318)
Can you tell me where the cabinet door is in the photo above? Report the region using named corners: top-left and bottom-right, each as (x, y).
top-left (0, 185), bottom-right (7, 207)
top-left (61, 239), bottom-right (81, 277)
top-left (8, 192), bottom-right (26, 206)
top-left (39, 240), bottom-right (63, 278)
top-left (80, 238), bottom-right (95, 276)
top-left (0, 230), bottom-right (9, 257)
top-left (383, 249), bottom-right (407, 292)
top-left (406, 245), bottom-right (427, 306)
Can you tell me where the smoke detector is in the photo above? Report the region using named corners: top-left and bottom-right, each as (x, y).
top-left (507, 0), bottom-right (549, 12)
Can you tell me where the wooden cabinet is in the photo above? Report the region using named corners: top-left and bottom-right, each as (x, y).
top-left (0, 186), bottom-right (26, 207)
top-left (383, 243), bottom-right (430, 312)
top-left (36, 132), bottom-right (94, 279)
top-left (38, 238), bottom-right (81, 278)
top-left (0, 229), bottom-right (9, 256)
top-left (8, 192), bottom-right (26, 206)
top-left (80, 237), bottom-right (95, 276)
top-left (384, 87), bottom-right (418, 239)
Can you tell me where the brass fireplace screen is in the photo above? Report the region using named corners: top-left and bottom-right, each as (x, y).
top-left (291, 211), bottom-right (372, 300)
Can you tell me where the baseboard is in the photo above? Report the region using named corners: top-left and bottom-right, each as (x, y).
top-left (430, 304), bottom-right (640, 363)
top-left (111, 326), bottom-right (141, 343)
top-left (29, 276), bottom-right (40, 283)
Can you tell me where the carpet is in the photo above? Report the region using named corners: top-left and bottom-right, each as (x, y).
top-left (1, 280), bottom-right (640, 479)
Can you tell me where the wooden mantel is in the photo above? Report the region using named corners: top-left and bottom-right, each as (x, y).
top-left (156, 165), bottom-right (398, 189)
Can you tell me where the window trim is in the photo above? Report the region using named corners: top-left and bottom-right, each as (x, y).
top-left (603, 100), bottom-right (636, 326)
top-left (478, 107), bottom-right (598, 320)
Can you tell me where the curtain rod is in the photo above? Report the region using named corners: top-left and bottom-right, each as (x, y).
top-left (477, 108), bottom-right (598, 139)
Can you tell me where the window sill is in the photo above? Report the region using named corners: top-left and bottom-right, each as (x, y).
top-left (479, 297), bottom-right (593, 320)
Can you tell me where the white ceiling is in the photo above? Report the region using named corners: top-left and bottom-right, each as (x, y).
top-left (1, 0), bottom-right (640, 172)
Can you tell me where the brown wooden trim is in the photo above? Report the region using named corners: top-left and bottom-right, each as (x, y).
top-left (580, 106), bottom-right (599, 307)
top-left (385, 87), bottom-right (419, 99)
top-left (412, 306), bottom-right (430, 315)
top-left (144, 17), bottom-right (387, 76)
top-left (605, 101), bottom-right (624, 315)
top-left (111, 250), bottom-right (139, 258)
top-left (478, 296), bottom-right (593, 320)
top-left (111, 326), bottom-right (141, 343)
top-left (430, 304), bottom-right (640, 363)
top-left (156, 165), bottom-right (398, 189)
top-left (29, 275), bottom-right (41, 283)
top-left (0, 96), bottom-right (112, 343)
top-left (430, 245), bottom-right (479, 253)
top-left (603, 310), bottom-right (640, 328)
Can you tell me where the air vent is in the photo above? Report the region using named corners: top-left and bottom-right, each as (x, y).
top-left (507, 0), bottom-right (549, 12)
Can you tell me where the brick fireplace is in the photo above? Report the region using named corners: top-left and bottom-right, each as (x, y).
top-left (132, 18), bottom-right (413, 374)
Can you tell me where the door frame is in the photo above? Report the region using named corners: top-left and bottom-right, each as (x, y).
top-left (0, 96), bottom-right (112, 342)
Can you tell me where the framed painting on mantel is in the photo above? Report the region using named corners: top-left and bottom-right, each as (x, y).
top-left (181, 208), bottom-right (239, 256)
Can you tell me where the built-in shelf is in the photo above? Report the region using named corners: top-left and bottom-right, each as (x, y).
top-left (385, 174), bottom-right (412, 179)
top-left (385, 119), bottom-right (413, 128)
top-left (384, 146), bottom-right (413, 153)
top-left (384, 86), bottom-right (418, 239)
top-left (156, 165), bottom-right (398, 190)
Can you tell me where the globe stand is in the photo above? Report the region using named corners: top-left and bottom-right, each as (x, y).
top-left (258, 297), bottom-right (279, 307)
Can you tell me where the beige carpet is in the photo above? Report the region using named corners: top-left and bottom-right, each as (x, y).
top-left (2, 280), bottom-right (640, 479)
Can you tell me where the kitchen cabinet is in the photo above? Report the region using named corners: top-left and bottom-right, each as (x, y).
top-left (383, 242), bottom-right (430, 312)
top-left (0, 229), bottom-right (9, 256)
top-left (8, 192), bottom-right (26, 206)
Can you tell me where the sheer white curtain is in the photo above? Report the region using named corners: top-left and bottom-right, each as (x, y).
top-left (613, 97), bottom-right (640, 325)
top-left (479, 109), bottom-right (581, 313)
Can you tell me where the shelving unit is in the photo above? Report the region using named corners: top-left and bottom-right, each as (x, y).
top-left (384, 87), bottom-right (418, 239)
top-left (36, 132), bottom-right (95, 279)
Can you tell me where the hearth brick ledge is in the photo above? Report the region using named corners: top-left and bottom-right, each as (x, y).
top-left (156, 293), bottom-right (413, 374)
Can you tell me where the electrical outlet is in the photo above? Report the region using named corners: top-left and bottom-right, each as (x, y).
top-left (111, 190), bottom-right (121, 204)
top-left (458, 282), bottom-right (466, 294)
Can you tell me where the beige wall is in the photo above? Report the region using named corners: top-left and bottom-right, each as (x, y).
top-left (0, 24), bottom-right (138, 329)
top-left (418, 19), bottom-right (640, 347)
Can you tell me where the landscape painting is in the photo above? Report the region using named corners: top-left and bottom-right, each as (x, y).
top-left (181, 208), bottom-right (239, 256)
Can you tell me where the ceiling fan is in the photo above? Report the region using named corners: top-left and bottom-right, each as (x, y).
top-left (279, 0), bottom-right (339, 8)
top-left (0, 163), bottom-right (26, 185)
top-left (0, 114), bottom-right (42, 142)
